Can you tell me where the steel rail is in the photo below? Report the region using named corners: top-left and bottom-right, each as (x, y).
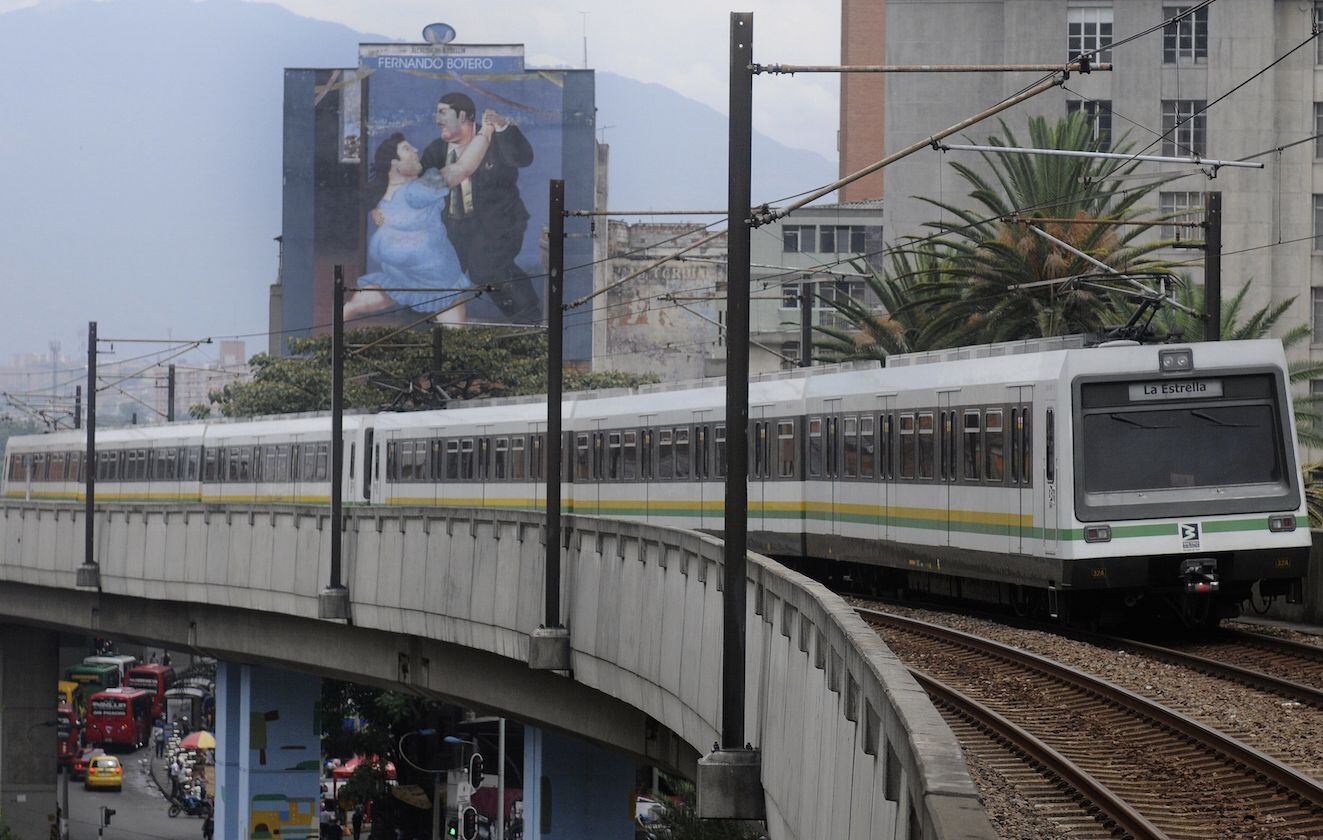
top-left (913, 669), bottom-right (1169, 840)
top-left (1096, 635), bottom-right (1323, 710)
top-left (857, 607), bottom-right (1323, 810)
top-left (1220, 626), bottom-right (1323, 662)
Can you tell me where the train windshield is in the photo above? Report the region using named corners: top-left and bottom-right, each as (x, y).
top-left (1076, 372), bottom-right (1297, 520)
top-left (1083, 404), bottom-right (1283, 492)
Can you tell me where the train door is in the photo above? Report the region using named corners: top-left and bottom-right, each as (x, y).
top-left (749, 405), bottom-right (768, 534)
top-left (938, 391), bottom-right (958, 546)
top-left (530, 422), bottom-right (546, 511)
top-left (1042, 402), bottom-right (1057, 556)
top-left (693, 410), bottom-right (712, 530)
top-left (825, 399), bottom-right (841, 536)
top-left (23, 454), bottom-right (31, 501)
top-left (878, 395), bottom-right (894, 542)
top-left (1009, 386), bottom-right (1033, 555)
top-left (370, 433), bottom-right (385, 505)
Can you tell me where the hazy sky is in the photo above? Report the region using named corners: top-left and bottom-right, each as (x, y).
top-left (0, 0), bottom-right (842, 158)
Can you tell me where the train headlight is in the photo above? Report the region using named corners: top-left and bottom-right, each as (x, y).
top-left (1083, 525), bottom-right (1112, 543)
top-left (1158, 348), bottom-right (1193, 373)
top-left (1268, 514), bottom-right (1297, 533)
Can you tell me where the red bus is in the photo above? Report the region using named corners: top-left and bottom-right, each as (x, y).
top-left (124, 664), bottom-right (175, 720)
top-left (56, 703), bottom-right (81, 767)
top-left (85, 688), bottom-right (152, 749)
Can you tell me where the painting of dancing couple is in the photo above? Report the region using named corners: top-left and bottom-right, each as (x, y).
top-left (348, 44), bottom-right (563, 327)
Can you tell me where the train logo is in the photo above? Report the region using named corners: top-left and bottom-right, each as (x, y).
top-left (1180, 523), bottom-right (1201, 551)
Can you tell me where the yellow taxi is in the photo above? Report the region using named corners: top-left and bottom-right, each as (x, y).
top-left (84, 755), bottom-right (122, 791)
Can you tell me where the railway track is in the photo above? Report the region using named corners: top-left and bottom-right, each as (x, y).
top-left (860, 607), bottom-right (1323, 839)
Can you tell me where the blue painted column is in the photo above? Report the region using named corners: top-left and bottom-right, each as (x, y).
top-left (522, 726), bottom-right (636, 840)
top-left (215, 663), bottom-right (321, 839)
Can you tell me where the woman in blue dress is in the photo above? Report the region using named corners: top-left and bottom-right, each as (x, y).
top-left (345, 132), bottom-right (473, 323)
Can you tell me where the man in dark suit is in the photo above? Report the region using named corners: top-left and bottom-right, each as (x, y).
top-left (421, 92), bottom-right (541, 323)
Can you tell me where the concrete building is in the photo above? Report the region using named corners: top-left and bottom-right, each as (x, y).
top-left (854, 1), bottom-right (1318, 372)
top-left (839, 0), bottom-right (888, 201)
top-left (590, 202), bottom-right (884, 380)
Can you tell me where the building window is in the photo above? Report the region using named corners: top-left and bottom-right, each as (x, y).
top-left (1316, 104), bottom-right (1323, 158)
top-left (817, 225), bottom-right (868, 254)
top-left (816, 280), bottom-right (864, 308)
top-left (1315, 195), bottom-right (1323, 251)
top-left (781, 282), bottom-right (800, 309)
top-left (1163, 6), bottom-right (1208, 64)
top-left (783, 225), bottom-right (813, 252)
top-left (1317, 4), bottom-right (1323, 64)
top-left (1159, 191), bottom-right (1204, 241)
top-left (1068, 6), bottom-right (1113, 63)
top-left (1161, 100), bottom-right (1206, 157)
top-left (1313, 289), bottom-right (1323, 344)
top-left (1067, 99), bottom-right (1113, 150)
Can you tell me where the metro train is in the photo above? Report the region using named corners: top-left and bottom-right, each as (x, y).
top-left (3, 336), bottom-right (1310, 626)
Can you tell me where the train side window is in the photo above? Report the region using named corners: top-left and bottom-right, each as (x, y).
top-left (186, 447), bottom-right (198, 482)
top-left (203, 448), bottom-right (216, 482)
top-left (714, 426), bottom-right (727, 478)
top-left (511, 437), bottom-right (526, 480)
top-left (418, 440), bottom-right (432, 482)
top-left (1021, 408), bottom-right (1031, 485)
top-left (444, 441), bottom-right (459, 480)
top-left (694, 426), bottom-right (707, 479)
top-left (899, 414), bottom-right (915, 479)
top-left (963, 411), bottom-right (982, 481)
top-left (750, 422), bottom-right (763, 479)
top-left (658, 429), bottom-right (674, 480)
top-left (917, 412), bottom-right (935, 480)
top-left (985, 410), bottom-right (1004, 482)
top-left (859, 416), bottom-right (874, 478)
top-left (1010, 409), bottom-right (1021, 484)
top-left (675, 428), bottom-right (690, 480)
top-left (478, 438), bottom-right (490, 481)
top-left (387, 442), bottom-right (399, 480)
top-left (316, 443), bottom-right (329, 481)
top-left (7, 455), bottom-right (22, 482)
top-left (641, 430), bottom-right (652, 480)
top-left (843, 416), bottom-right (859, 478)
top-left (622, 431), bottom-right (637, 480)
top-left (1045, 410), bottom-right (1054, 483)
top-left (808, 417), bottom-right (823, 478)
top-left (460, 439), bottom-right (475, 481)
top-left (826, 416), bottom-right (838, 478)
top-left (47, 452), bottom-right (64, 482)
top-left (573, 434), bottom-right (589, 481)
top-left (938, 413), bottom-right (950, 480)
top-left (882, 415), bottom-right (893, 479)
top-left (777, 421), bottom-right (796, 478)
top-left (494, 438), bottom-right (509, 480)
top-left (607, 433), bottom-right (621, 480)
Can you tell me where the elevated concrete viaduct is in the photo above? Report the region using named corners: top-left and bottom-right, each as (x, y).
top-left (0, 501), bottom-right (996, 840)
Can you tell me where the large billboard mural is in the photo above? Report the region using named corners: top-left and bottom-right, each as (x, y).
top-left (352, 44), bottom-right (563, 327)
top-left (280, 42), bottom-right (596, 359)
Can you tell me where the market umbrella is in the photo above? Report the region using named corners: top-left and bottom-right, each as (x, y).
top-left (179, 730), bottom-right (216, 750)
top-left (332, 755), bottom-right (396, 779)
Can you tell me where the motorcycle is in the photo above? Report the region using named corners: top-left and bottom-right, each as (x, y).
top-left (168, 791), bottom-right (213, 819)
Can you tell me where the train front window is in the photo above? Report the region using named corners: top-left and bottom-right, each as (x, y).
top-left (1082, 404), bottom-right (1283, 493)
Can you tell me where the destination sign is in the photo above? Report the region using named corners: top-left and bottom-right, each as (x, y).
top-left (1128, 379), bottom-right (1223, 402)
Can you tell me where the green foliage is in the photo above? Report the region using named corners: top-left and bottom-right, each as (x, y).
top-left (209, 326), bottom-right (658, 418)
top-left (819, 114), bottom-right (1177, 358)
top-left (647, 781), bottom-right (764, 840)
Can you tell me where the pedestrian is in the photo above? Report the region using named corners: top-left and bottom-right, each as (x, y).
top-left (201, 814), bottom-right (214, 840)
top-left (319, 799), bottom-right (337, 840)
top-left (155, 725), bottom-right (166, 758)
top-left (169, 757), bottom-right (182, 799)
top-left (352, 804), bottom-right (364, 840)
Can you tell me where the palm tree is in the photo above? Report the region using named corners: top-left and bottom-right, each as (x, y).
top-left (814, 247), bottom-right (952, 362)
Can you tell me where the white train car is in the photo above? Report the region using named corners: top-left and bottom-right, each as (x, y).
top-left (200, 415), bottom-right (370, 505)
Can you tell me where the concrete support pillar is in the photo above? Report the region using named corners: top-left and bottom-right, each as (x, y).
top-left (0, 624), bottom-right (59, 831)
top-left (522, 726), bottom-right (636, 840)
top-left (214, 662), bottom-right (321, 840)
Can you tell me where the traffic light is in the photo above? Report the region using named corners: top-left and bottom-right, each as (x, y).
top-left (460, 806), bottom-right (478, 840)
top-left (102, 807), bottom-right (116, 826)
top-left (446, 817), bottom-right (458, 837)
top-left (468, 752), bottom-right (484, 789)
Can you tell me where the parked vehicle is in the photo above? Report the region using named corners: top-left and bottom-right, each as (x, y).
top-left (65, 663), bottom-right (119, 696)
top-left (56, 703), bottom-right (81, 768)
top-left (85, 687), bottom-right (152, 749)
top-left (124, 663), bottom-right (175, 720)
top-left (83, 655), bottom-right (137, 683)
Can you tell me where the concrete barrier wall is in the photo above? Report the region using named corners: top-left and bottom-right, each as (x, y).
top-left (0, 502), bottom-right (992, 840)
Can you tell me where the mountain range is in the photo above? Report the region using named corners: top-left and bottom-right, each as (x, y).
top-left (0, 0), bottom-right (836, 364)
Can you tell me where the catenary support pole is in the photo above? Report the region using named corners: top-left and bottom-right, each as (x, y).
top-left (1205, 192), bottom-right (1222, 341)
top-left (167, 363), bottom-right (176, 422)
top-left (78, 321), bottom-right (99, 588)
top-left (800, 279), bottom-right (813, 368)
top-left (546, 180), bottom-right (565, 628)
top-left (497, 718), bottom-right (506, 840)
top-left (319, 266), bottom-right (350, 619)
top-left (722, 10), bottom-right (753, 752)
